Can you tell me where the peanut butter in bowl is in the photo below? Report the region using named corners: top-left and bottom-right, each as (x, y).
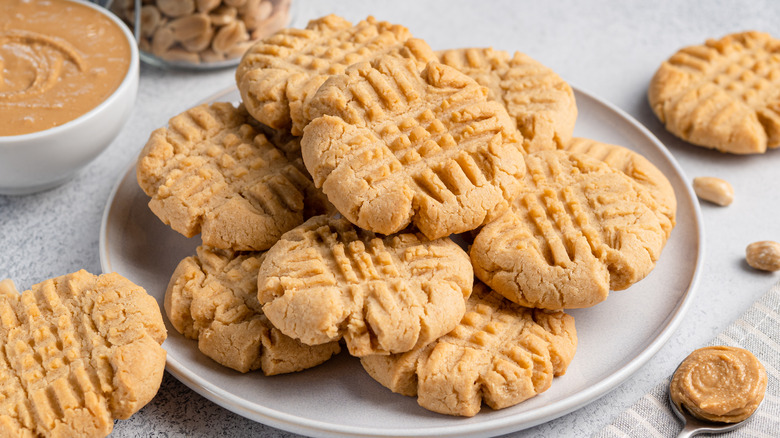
top-left (670, 346), bottom-right (767, 423)
top-left (0, 0), bottom-right (131, 136)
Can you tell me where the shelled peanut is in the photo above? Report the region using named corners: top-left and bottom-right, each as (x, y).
top-left (692, 176), bottom-right (734, 206)
top-left (113, 0), bottom-right (291, 65)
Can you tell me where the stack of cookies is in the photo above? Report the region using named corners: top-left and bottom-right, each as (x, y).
top-left (136, 14), bottom-right (676, 417)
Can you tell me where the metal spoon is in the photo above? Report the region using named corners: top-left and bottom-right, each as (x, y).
top-left (668, 373), bottom-right (763, 438)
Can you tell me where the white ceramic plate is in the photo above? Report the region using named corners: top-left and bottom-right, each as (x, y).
top-left (100, 86), bottom-right (703, 438)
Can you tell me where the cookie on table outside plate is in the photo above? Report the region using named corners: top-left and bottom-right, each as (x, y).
top-left (470, 150), bottom-right (669, 310)
top-left (0, 270), bottom-right (166, 438)
top-left (137, 102), bottom-right (328, 252)
top-left (648, 31), bottom-right (780, 154)
top-left (236, 14), bottom-right (435, 135)
top-left (360, 282), bottom-right (577, 417)
top-left (564, 137), bottom-right (676, 237)
top-left (165, 245), bottom-right (341, 375)
top-left (438, 48), bottom-right (577, 152)
top-left (302, 56), bottom-right (526, 239)
top-left (257, 215), bottom-right (474, 357)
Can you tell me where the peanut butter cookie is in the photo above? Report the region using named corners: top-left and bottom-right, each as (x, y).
top-left (471, 150), bottom-right (668, 310)
top-left (302, 56), bottom-right (526, 239)
top-left (565, 137), bottom-right (676, 237)
top-left (438, 48), bottom-right (577, 152)
top-left (137, 102), bottom-right (327, 251)
top-left (360, 282), bottom-right (577, 417)
top-left (257, 125), bottom-right (338, 218)
top-left (165, 245), bottom-right (340, 375)
top-left (257, 215), bottom-right (473, 356)
top-left (648, 31), bottom-right (780, 154)
top-left (236, 14), bottom-right (434, 135)
top-left (0, 271), bottom-right (166, 438)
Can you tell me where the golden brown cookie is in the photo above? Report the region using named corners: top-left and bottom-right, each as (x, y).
top-left (360, 282), bottom-right (577, 417)
top-left (137, 102), bottom-right (327, 251)
top-left (165, 245), bottom-right (341, 375)
top-left (648, 31), bottom-right (780, 154)
top-left (257, 126), bottom-right (338, 218)
top-left (236, 14), bottom-right (435, 135)
top-left (302, 56), bottom-right (526, 239)
top-left (0, 271), bottom-right (166, 438)
top-left (565, 137), bottom-right (676, 237)
top-left (257, 215), bottom-right (474, 356)
top-left (438, 48), bottom-right (577, 152)
top-left (470, 150), bottom-right (669, 310)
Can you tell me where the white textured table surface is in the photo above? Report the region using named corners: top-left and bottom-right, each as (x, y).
top-left (2, 1), bottom-right (780, 436)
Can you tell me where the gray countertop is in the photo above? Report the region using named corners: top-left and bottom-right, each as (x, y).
top-left (2, 0), bottom-right (780, 436)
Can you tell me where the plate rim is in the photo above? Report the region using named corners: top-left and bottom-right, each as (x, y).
top-left (99, 84), bottom-right (705, 437)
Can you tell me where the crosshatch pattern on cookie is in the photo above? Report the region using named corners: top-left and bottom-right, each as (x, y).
top-left (165, 246), bottom-right (340, 375)
top-left (0, 271), bottom-right (166, 438)
top-left (438, 48), bottom-right (577, 153)
top-left (471, 150), bottom-right (668, 310)
top-left (360, 283), bottom-right (577, 417)
top-left (302, 57), bottom-right (526, 239)
top-left (236, 14), bottom-right (433, 135)
top-left (257, 128), bottom-right (338, 218)
top-left (137, 102), bottom-right (322, 251)
top-left (565, 137), bottom-right (676, 238)
top-left (649, 31), bottom-right (780, 154)
top-left (257, 215), bottom-right (473, 357)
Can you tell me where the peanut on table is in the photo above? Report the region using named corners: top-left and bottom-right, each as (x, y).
top-left (746, 241), bottom-right (780, 272)
top-left (693, 176), bottom-right (734, 206)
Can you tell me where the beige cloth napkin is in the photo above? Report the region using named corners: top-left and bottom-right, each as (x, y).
top-left (595, 280), bottom-right (780, 437)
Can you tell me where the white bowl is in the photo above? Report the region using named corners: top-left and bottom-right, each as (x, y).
top-left (0, 0), bottom-right (139, 196)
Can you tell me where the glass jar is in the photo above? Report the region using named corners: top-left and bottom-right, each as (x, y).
top-left (111, 0), bottom-right (292, 69)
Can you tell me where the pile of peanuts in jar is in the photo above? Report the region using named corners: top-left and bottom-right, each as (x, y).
top-left (113, 0), bottom-right (291, 66)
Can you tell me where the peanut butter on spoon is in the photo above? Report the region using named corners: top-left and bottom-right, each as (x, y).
top-left (669, 346), bottom-right (766, 437)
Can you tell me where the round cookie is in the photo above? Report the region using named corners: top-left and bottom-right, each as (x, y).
top-left (648, 31), bottom-right (780, 154)
top-left (360, 282), bottom-right (577, 417)
top-left (236, 14), bottom-right (435, 135)
top-left (0, 271), bottom-right (166, 438)
top-left (565, 137), bottom-right (676, 238)
top-left (165, 245), bottom-right (341, 375)
top-left (257, 215), bottom-right (474, 357)
top-left (438, 47), bottom-right (578, 153)
top-left (470, 150), bottom-right (669, 310)
top-left (137, 102), bottom-right (326, 251)
top-left (302, 56), bottom-right (526, 239)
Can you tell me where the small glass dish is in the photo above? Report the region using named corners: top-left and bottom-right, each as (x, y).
top-left (108, 0), bottom-right (292, 70)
